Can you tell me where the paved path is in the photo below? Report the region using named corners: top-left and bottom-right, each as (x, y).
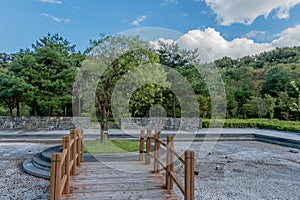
top-left (0, 127), bottom-right (298, 135)
top-left (0, 128), bottom-right (299, 144)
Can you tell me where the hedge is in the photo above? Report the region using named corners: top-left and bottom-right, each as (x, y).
top-left (202, 118), bottom-right (300, 133)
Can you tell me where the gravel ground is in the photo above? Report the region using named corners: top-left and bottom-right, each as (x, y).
top-left (0, 141), bottom-right (299, 200)
top-left (174, 141), bottom-right (300, 200)
top-left (0, 143), bottom-right (54, 200)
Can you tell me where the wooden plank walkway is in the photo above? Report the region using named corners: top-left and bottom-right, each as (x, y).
top-left (61, 160), bottom-right (180, 200)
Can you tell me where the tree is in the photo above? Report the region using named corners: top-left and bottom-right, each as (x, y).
top-left (223, 67), bottom-right (255, 117)
top-left (245, 96), bottom-right (266, 118)
top-left (238, 55), bottom-right (255, 67)
top-left (0, 71), bottom-right (34, 116)
top-left (32, 33), bottom-right (81, 116)
top-left (0, 53), bottom-right (12, 78)
top-left (265, 94), bottom-right (276, 119)
top-left (214, 56), bottom-right (237, 69)
top-left (8, 50), bottom-right (40, 115)
top-left (262, 66), bottom-right (292, 97)
top-left (0, 53), bottom-right (13, 68)
top-left (277, 92), bottom-right (293, 120)
top-left (83, 35), bottom-right (166, 139)
top-left (290, 81), bottom-right (300, 114)
top-left (8, 33), bottom-right (82, 116)
top-left (155, 41), bottom-right (200, 118)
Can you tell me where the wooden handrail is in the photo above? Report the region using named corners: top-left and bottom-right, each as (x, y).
top-left (50, 128), bottom-right (84, 200)
top-left (140, 128), bottom-right (195, 200)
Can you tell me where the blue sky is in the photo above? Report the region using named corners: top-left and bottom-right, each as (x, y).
top-left (1, 0), bottom-right (300, 61)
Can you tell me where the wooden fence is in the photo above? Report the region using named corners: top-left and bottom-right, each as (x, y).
top-left (50, 128), bottom-right (84, 200)
top-left (140, 128), bottom-right (196, 200)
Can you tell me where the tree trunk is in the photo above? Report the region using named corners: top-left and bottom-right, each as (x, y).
top-left (33, 99), bottom-right (38, 116)
top-left (16, 100), bottom-right (20, 117)
top-left (101, 116), bottom-right (109, 142)
top-left (172, 94), bottom-right (176, 118)
top-left (98, 90), bottom-right (109, 142)
top-left (78, 96), bottom-right (81, 117)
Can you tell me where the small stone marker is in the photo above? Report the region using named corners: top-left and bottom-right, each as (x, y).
top-left (288, 148), bottom-right (299, 153)
top-left (28, 150), bottom-right (34, 155)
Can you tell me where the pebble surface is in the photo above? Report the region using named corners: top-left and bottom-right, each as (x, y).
top-left (1, 141), bottom-right (300, 200)
top-left (0, 143), bottom-right (54, 200)
top-left (174, 141), bottom-right (300, 200)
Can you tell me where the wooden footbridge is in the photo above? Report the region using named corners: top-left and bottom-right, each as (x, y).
top-left (50, 129), bottom-right (195, 200)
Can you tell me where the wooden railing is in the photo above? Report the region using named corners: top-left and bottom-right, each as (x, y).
top-left (50, 128), bottom-right (84, 200)
top-left (140, 128), bottom-right (195, 200)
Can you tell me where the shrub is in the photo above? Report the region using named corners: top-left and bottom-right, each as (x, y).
top-left (202, 118), bottom-right (300, 132)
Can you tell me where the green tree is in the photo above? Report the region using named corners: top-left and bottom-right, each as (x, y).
top-left (8, 33), bottom-right (83, 116)
top-left (0, 71), bottom-right (34, 116)
top-left (223, 67), bottom-right (255, 117)
top-left (9, 50), bottom-right (40, 115)
top-left (156, 41), bottom-right (200, 118)
top-left (83, 35), bottom-right (166, 139)
top-left (245, 96), bottom-right (266, 118)
top-left (290, 81), bottom-right (300, 113)
top-left (262, 66), bottom-right (292, 97)
top-left (277, 92), bottom-right (293, 120)
top-left (0, 53), bottom-right (13, 68)
top-left (265, 94), bottom-right (276, 119)
top-left (214, 56), bottom-right (237, 69)
top-left (33, 33), bottom-right (81, 116)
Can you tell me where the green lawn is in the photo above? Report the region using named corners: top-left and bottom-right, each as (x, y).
top-left (84, 140), bottom-right (140, 154)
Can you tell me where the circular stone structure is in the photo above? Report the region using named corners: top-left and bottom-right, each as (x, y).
top-left (23, 145), bottom-right (62, 179)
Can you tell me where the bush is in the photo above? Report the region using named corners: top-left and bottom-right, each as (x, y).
top-left (202, 118), bottom-right (300, 132)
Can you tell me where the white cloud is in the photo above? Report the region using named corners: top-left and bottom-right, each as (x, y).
top-left (41, 13), bottom-right (70, 23)
top-left (177, 28), bottom-right (271, 62)
top-left (272, 25), bottom-right (300, 47)
top-left (131, 15), bottom-right (146, 26)
top-left (161, 0), bottom-right (178, 6)
top-left (37, 0), bottom-right (62, 4)
top-left (244, 30), bottom-right (266, 39)
top-left (151, 25), bottom-right (300, 63)
top-left (204, 0), bottom-right (300, 25)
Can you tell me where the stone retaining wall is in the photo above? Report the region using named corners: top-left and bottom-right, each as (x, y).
top-left (0, 117), bottom-right (90, 130)
top-left (120, 118), bottom-right (202, 130)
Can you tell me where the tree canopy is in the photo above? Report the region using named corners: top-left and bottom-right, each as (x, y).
top-left (0, 33), bottom-right (299, 122)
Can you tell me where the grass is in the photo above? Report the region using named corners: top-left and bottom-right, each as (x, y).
top-left (84, 140), bottom-right (140, 154)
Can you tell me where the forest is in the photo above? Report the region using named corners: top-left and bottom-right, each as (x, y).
top-left (0, 33), bottom-right (299, 127)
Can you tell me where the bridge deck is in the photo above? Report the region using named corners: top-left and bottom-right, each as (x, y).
top-left (61, 160), bottom-right (179, 200)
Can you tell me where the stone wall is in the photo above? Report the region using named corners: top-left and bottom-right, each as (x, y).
top-left (120, 118), bottom-right (202, 130)
top-left (0, 117), bottom-right (90, 130)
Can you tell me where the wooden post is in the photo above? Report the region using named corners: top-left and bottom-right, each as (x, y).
top-left (70, 129), bottom-right (77, 175)
top-left (154, 129), bottom-right (161, 174)
top-left (80, 129), bottom-right (84, 162)
top-left (146, 128), bottom-right (152, 165)
top-left (76, 129), bottom-right (81, 166)
top-left (62, 136), bottom-right (70, 194)
top-left (166, 135), bottom-right (174, 191)
top-left (50, 154), bottom-right (61, 200)
top-left (139, 129), bottom-right (145, 161)
top-left (184, 151), bottom-right (195, 200)
top-left (50, 128), bottom-right (85, 200)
